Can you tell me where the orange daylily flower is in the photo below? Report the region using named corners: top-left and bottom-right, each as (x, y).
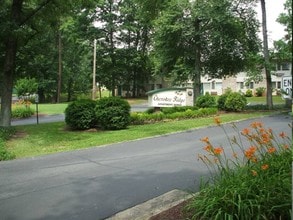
top-left (214, 117), bottom-right (221, 126)
top-left (241, 128), bottom-right (250, 135)
top-left (267, 147), bottom-right (276, 154)
top-left (213, 147), bottom-right (223, 155)
top-left (279, 131), bottom-right (287, 138)
top-left (261, 164), bottom-right (269, 170)
top-left (200, 137), bottom-right (209, 143)
top-left (250, 121), bottom-right (263, 128)
top-left (204, 145), bottom-right (212, 152)
top-left (245, 146), bottom-right (257, 159)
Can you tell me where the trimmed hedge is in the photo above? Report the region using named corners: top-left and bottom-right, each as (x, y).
top-left (65, 99), bottom-right (97, 130)
top-left (131, 107), bottom-right (218, 125)
top-left (95, 97), bottom-right (131, 130)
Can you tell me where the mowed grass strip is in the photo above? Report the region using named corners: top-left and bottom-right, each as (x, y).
top-left (7, 112), bottom-right (271, 159)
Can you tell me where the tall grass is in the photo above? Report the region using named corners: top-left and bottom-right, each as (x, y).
top-left (187, 117), bottom-right (292, 219)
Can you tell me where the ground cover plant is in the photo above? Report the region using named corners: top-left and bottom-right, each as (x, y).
top-left (0, 127), bottom-right (16, 161)
top-left (187, 117), bottom-right (292, 219)
top-left (130, 107), bottom-right (217, 125)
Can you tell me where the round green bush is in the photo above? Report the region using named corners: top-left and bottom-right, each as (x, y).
top-left (245, 89), bottom-right (253, 97)
top-left (225, 92), bottom-right (247, 112)
top-left (218, 89), bottom-right (233, 111)
top-left (65, 99), bottom-right (97, 130)
top-left (196, 93), bottom-right (216, 108)
top-left (95, 97), bottom-right (130, 130)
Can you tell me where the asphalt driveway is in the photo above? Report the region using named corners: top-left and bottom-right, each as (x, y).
top-left (0, 113), bottom-right (291, 220)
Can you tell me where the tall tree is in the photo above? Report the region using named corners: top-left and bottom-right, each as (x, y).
top-left (153, 0), bottom-right (260, 100)
top-left (276, 0), bottom-right (292, 76)
top-left (260, 0), bottom-right (273, 109)
top-left (0, 0), bottom-right (94, 126)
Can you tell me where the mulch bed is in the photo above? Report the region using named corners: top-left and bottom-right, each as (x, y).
top-left (149, 199), bottom-right (193, 220)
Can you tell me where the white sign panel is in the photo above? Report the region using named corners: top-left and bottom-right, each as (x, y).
top-left (282, 76), bottom-right (292, 99)
top-left (149, 90), bottom-right (186, 107)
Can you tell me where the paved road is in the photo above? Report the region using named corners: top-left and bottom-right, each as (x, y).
top-left (1, 114), bottom-right (291, 220)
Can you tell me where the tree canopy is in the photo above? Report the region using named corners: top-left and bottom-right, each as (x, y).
top-left (1, 0), bottom-right (285, 126)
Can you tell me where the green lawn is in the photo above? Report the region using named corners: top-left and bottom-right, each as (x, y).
top-left (246, 96), bottom-right (284, 104)
top-left (7, 112), bottom-right (273, 159)
top-left (30, 98), bottom-right (148, 115)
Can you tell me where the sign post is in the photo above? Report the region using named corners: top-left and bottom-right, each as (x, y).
top-left (146, 88), bottom-right (194, 108)
top-left (35, 94), bottom-right (39, 125)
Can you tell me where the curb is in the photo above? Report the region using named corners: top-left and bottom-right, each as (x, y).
top-left (105, 189), bottom-right (193, 220)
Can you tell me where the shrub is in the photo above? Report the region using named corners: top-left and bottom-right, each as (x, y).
top-left (255, 87), bottom-right (266, 97)
top-left (196, 93), bottom-right (216, 108)
top-left (224, 92), bottom-right (247, 112)
top-left (245, 89), bottom-right (253, 97)
top-left (95, 97), bottom-right (130, 130)
top-left (65, 99), bottom-right (97, 130)
top-left (188, 118), bottom-right (292, 219)
top-left (217, 89), bottom-right (232, 111)
top-left (161, 106), bottom-right (198, 114)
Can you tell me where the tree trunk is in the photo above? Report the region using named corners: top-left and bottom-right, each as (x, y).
top-left (0, 0), bottom-right (23, 127)
top-left (193, 18), bottom-right (201, 103)
top-left (260, 0), bottom-right (273, 109)
top-left (57, 30), bottom-right (62, 103)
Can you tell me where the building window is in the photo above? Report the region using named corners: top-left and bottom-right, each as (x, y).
top-left (239, 82), bottom-right (244, 89)
top-left (276, 62), bottom-right (290, 71)
top-left (249, 82), bottom-right (254, 89)
top-left (211, 81), bottom-right (215, 90)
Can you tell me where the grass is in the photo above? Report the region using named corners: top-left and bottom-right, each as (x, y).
top-left (6, 112), bottom-right (274, 159)
top-left (246, 95), bottom-right (284, 104)
top-left (30, 98), bottom-right (148, 115)
top-left (33, 103), bottom-right (69, 115)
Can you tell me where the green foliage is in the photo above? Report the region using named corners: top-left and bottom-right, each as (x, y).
top-left (131, 108), bottom-right (218, 125)
top-left (15, 78), bottom-right (38, 97)
top-left (224, 92), bottom-right (247, 112)
top-left (0, 127), bottom-right (16, 161)
top-left (161, 106), bottom-right (198, 114)
top-left (255, 87), bottom-right (265, 97)
top-left (11, 100), bottom-right (34, 118)
top-left (188, 120), bottom-right (292, 219)
top-left (217, 89), bottom-right (232, 111)
top-left (95, 97), bottom-right (131, 130)
top-left (245, 89), bottom-right (253, 97)
top-left (219, 90), bottom-right (248, 112)
top-left (12, 107), bottom-right (34, 119)
top-left (196, 94), bottom-right (216, 108)
top-left (65, 99), bottom-right (97, 130)
top-left (0, 126), bottom-right (16, 140)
